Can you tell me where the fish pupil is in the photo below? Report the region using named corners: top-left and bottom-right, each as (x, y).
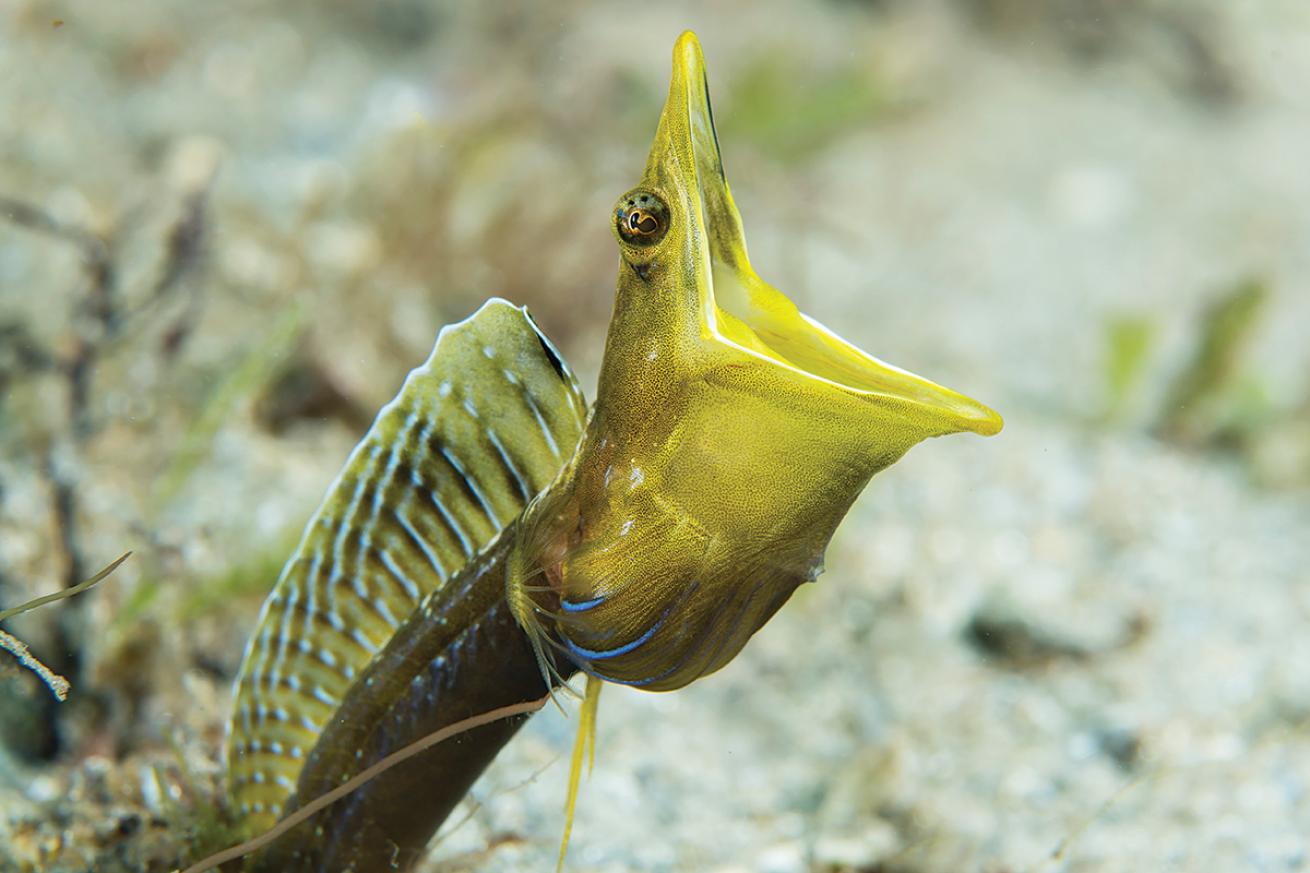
top-left (629, 211), bottom-right (659, 234)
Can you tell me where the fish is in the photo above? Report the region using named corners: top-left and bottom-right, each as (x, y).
top-left (222, 30), bottom-right (1001, 873)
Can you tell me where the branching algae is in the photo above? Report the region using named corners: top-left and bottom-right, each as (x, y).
top-left (221, 31), bottom-right (1001, 873)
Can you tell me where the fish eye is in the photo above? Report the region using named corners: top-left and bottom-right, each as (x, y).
top-left (614, 191), bottom-right (668, 247)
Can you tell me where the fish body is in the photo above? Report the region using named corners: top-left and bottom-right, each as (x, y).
top-left (223, 32), bottom-right (1000, 872)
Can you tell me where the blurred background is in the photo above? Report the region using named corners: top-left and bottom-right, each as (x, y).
top-left (1, 1), bottom-right (1308, 870)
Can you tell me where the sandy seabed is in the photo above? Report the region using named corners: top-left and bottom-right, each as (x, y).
top-left (2, 2), bottom-right (1308, 871)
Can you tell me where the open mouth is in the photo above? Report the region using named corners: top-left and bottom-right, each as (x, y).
top-left (661, 32), bottom-right (1003, 437)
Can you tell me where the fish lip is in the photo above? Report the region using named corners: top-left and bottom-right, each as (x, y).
top-left (658, 33), bottom-right (1003, 437)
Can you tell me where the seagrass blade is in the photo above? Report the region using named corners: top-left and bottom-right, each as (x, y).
top-left (225, 299), bottom-right (586, 833)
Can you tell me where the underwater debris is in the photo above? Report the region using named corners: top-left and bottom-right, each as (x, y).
top-left (0, 631), bottom-right (70, 702)
top-left (1156, 276), bottom-right (1268, 447)
top-left (964, 606), bottom-right (1092, 668)
top-left (1, 173), bottom-right (215, 760)
top-left (253, 348), bottom-right (373, 437)
top-left (0, 553), bottom-right (130, 701)
top-left (964, 597), bottom-right (1149, 670)
top-left (1101, 313), bottom-right (1157, 423)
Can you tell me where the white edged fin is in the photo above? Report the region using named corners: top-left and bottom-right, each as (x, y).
top-left (224, 299), bottom-right (587, 834)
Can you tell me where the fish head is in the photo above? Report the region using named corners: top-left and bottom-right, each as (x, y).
top-left (511, 32), bottom-right (1002, 692)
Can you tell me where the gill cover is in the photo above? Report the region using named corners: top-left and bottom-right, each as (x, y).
top-left (508, 32), bottom-right (1003, 694)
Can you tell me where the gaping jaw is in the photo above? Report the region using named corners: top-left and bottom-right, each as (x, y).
top-left (510, 32), bottom-right (1006, 699)
top-left (628, 31), bottom-right (1003, 437)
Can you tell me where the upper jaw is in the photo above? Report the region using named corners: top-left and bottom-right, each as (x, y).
top-left (641, 32), bottom-right (1003, 437)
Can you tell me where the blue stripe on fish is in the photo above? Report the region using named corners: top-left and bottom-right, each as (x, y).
top-left (560, 594), bottom-right (606, 613)
top-left (563, 607), bottom-right (671, 661)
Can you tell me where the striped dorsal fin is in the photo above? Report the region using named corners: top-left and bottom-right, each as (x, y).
top-left (225, 299), bottom-right (587, 834)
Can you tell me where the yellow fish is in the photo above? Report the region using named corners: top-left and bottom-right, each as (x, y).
top-left (223, 30), bottom-right (1000, 873)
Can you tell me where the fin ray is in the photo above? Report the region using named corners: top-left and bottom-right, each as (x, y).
top-left (226, 299), bottom-right (587, 833)
top-left (558, 674), bottom-right (603, 872)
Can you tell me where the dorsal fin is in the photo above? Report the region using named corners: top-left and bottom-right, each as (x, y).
top-left (225, 299), bottom-right (587, 834)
